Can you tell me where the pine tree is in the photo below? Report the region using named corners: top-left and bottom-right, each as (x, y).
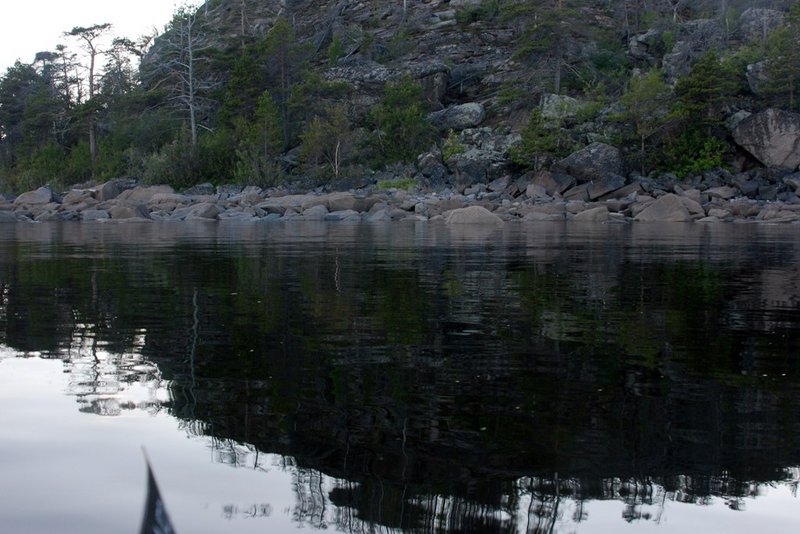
top-left (764, 6), bottom-right (800, 110)
top-left (618, 69), bottom-right (673, 174)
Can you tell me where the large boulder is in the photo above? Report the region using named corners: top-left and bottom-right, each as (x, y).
top-left (732, 109), bottom-right (800, 171)
top-left (529, 171), bottom-right (576, 196)
top-left (444, 205), bottom-right (503, 225)
top-left (14, 186), bottom-right (53, 205)
top-left (428, 103), bottom-right (486, 130)
top-left (573, 206), bottom-right (609, 222)
top-left (186, 202), bottom-right (221, 220)
top-left (634, 194), bottom-right (692, 222)
top-left (588, 174), bottom-right (626, 201)
top-left (96, 178), bottom-right (136, 202)
top-left (551, 142), bottom-right (624, 184)
top-left (109, 204), bottom-right (151, 220)
top-left (117, 185), bottom-right (175, 204)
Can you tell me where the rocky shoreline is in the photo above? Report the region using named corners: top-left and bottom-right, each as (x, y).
top-left (2, 162), bottom-right (800, 226)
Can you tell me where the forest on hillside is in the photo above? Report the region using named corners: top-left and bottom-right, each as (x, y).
top-left (0, 0), bottom-right (798, 194)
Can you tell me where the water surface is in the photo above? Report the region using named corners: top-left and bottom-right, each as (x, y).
top-left (1, 221), bottom-right (798, 533)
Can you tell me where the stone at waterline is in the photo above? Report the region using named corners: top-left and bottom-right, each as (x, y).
top-left (186, 203), bottom-right (221, 220)
top-left (531, 171), bottom-right (576, 196)
top-left (708, 208), bottom-right (732, 220)
top-left (588, 175), bottom-right (626, 201)
top-left (13, 186), bottom-right (53, 205)
top-left (82, 209), bottom-right (110, 221)
top-left (301, 205), bottom-right (329, 220)
top-left (551, 143), bottom-right (624, 184)
top-left (365, 209), bottom-right (392, 223)
top-left (117, 185), bottom-right (175, 205)
top-left (62, 189), bottom-right (93, 206)
top-left (732, 109), bottom-right (800, 171)
top-left (0, 211), bottom-right (18, 223)
top-left (110, 205), bottom-right (151, 220)
top-left (218, 210), bottom-right (256, 221)
top-left (573, 206), bottom-right (609, 222)
top-left (325, 210), bottom-right (362, 222)
top-left (598, 181), bottom-right (645, 202)
top-left (525, 183), bottom-right (551, 201)
top-left (96, 178), bottom-right (136, 202)
top-left (444, 206), bottom-right (503, 225)
top-left (634, 193), bottom-right (692, 222)
top-left (563, 183), bottom-right (591, 202)
top-left (679, 196), bottom-right (706, 218)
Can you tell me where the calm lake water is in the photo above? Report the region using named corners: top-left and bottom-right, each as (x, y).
top-left (0, 221), bottom-right (798, 533)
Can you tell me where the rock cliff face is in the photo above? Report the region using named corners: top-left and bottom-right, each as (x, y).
top-left (136, 0), bottom-right (799, 191)
top-left (147, 0), bottom-right (607, 121)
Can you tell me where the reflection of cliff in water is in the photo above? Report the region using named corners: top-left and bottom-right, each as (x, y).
top-left (1, 223), bottom-right (799, 531)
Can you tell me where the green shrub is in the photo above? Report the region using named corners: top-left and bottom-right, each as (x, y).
top-left (377, 177), bottom-right (418, 191)
top-left (661, 132), bottom-right (727, 178)
top-left (455, 0), bottom-right (501, 25)
top-left (328, 35), bottom-right (345, 66)
top-left (509, 108), bottom-right (574, 171)
top-left (141, 130), bottom-right (196, 188)
top-left (366, 76), bottom-right (434, 165)
top-left (441, 130), bottom-right (465, 160)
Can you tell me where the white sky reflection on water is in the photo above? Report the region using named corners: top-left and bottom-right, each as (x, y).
top-left (0, 348), bottom-right (298, 534)
top-left (0, 342), bottom-right (798, 534)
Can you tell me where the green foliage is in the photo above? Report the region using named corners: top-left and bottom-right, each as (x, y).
top-left (662, 30), bottom-right (675, 53)
top-left (441, 130), bottom-right (465, 161)
top-left (377, 30), bottom-right (413, 64)
top-left (328, 35), bottom-right (345, 66)
top-left (367, 76), bottom-right (434, 165)
top-left (377, 177), bottom-right (418, 191)
top-left (497, 82), bottom-right (528, 107)
top-left (661, 132), bottom-right (728, 179)
top-left (509, 108), bottom-right (573, 171)
top-left (301, 104), bottom-right (356, 180)
top-left (233, 91), bottom-right (285, 187)
top-left (141, 130), bottom-right (195, 188)
top-left (218, 48), bottom-right (268, 125)
top-left (672, 50), bottom-right (742, 131)
top-left (141, 128), bottom-right (236, 189)
top-left (648, 50), bottom-right (743, 176)
top-left (764, 5), bottom-right (800, 110)
top-left (616, 69), bottom-right (674, 174)
top-left (455, 0), bottom-right (501, 25)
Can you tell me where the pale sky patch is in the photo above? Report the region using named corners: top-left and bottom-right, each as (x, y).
top-left (0, 1), bottom-right (188, 73)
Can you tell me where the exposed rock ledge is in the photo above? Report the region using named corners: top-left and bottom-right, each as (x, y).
top-left (3, 169), bottom-right (800, 226)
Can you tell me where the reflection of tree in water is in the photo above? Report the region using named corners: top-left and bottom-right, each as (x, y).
top-left (276, 469), bottom-right (800, 533)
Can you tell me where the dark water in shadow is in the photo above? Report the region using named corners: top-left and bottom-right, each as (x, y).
top-left (0, 221), bottom-right (798, 533)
